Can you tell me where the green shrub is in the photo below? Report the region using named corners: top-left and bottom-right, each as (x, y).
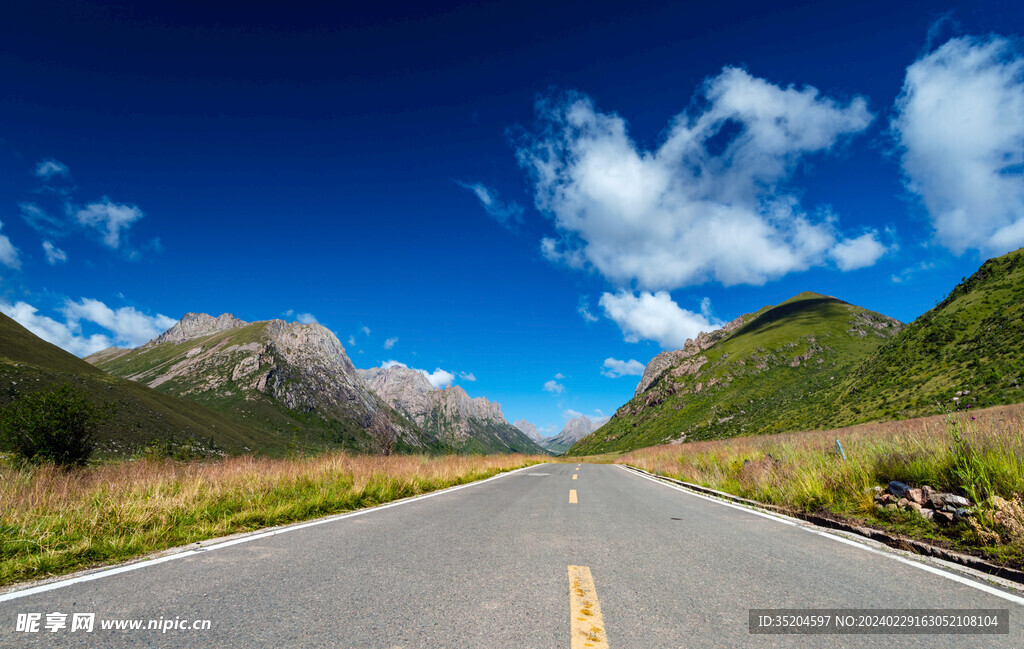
top-left (0, 383), bottom-right (106, 467)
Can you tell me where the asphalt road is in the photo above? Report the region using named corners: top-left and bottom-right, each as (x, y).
top-left (2, 462), bottom-right (1023, 648)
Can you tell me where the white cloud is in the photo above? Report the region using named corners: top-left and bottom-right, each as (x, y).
top-left (893, 35), bottom-right (1024, 256)
top-left (19, 202), bottom-right (65, 237)
top-left (0, 221), bottom-right (20, 269)
top-left (384, 336), bottom-right (398, 349)
top-left (421, 368), bottom-right (455, 388)
top-left (361, 326), bottom-right (371, 335)
top-left (458, 181), bottom-right (524, 229)
top-left (294, 312), bottom-right (318, 324)
top-left (75, 199), bottom-right (144, 249)
top-left (601, 357), bottom-right (645, 378)
top-left (348, 335), bottom-right (357, 346)
top-left (1, 300), bottom-right (112, 356)
top-left (543, 380), bottom-right (565, 394)
top-left (458, 371), bottom-right (476, 381)
top-left (378, 360), bottom-right (457, 389)
top-left (61, 298), bottom-right (176, 348)
top-left (563, 408), bottom-right (583, 419)
top-left (600, 291), bottom-right (722, 349)
top-left (554, 372), bottom-right (566, 379)
top-left (578, 296), bottom-right (598, 323)
top-left (829, 231), bottom-right (888, 271)
top-left (890, 260), bottom-right (936, 284)
top-left (517, 69), bottom-right (876, 291)
top-left (35, 159), bottom-right (70, 179)
top-left (42, 241), bottom-right (68, 265)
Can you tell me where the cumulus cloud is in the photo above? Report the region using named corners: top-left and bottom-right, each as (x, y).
top-left (0, 300), bottom-right (111, 356)
top-left (554, 373), bottom-right (566, 379)
top-left (75, 199), bottom-right (144, 249)
top-left (0, 221), bottom-right (20, 269)
top-left (284, 309), bottom-right (318, 324)
top-left (458, 371), bottom-right (476, 381)
top-left (361, 326), bottom-right (371, 335)
top-left (829, 231), bottom-right (888, 270)
top-left (42, 241), bottom-right (68, 265)
top-left (348, 335), bottom-right (357, 346)
top-left (543, 379), bottom-right (565, 394)
top-left (892, 35), bottom-right (1024, 256)
top-left (518, 69), bottom-right (877, 291)
top-left (378, 360), bottom-right (458, 389)
top-left (1, 297), bottom-right (174, 356)
top-left (61, 298), bottom-right (176, 348)
top-left (384, 337), bottom-right (398, 349)
top-left (600, 291), bottom-right (722, 349)
top-left (458, 181), bottom-right (524, 229)
top-left (35, 159), bottom-right (70, 179)
top-left (601, 357), bottom-right (645, 378)
top-left (421, 368), bottom-right (455, 389)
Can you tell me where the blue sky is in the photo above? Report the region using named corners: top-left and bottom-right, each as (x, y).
top-left (2, 1), bottom-right (1023, 436)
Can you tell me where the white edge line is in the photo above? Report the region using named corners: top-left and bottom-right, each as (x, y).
top-left (620, 465), bottom-right (797, 526)
top-left (0, 463), bottom-right (543, 603)
top-left (618, 464), bottom-right (1024, 607)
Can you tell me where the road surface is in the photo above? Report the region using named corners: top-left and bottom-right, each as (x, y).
top-left (2, 462), bottom-right (1022, 647)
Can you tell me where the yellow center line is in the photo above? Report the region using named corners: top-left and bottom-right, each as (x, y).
top-left (572, 474), bottom-right (578, 480)
top-left (569, 489), bottom-right (578, 504)
top-left (568, 565), bottom-right (608, 649)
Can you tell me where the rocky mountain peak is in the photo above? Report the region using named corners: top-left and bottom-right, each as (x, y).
top-left (634, 313), bottom-right (747, 396)
top-left (149, 312), bottom-right (248, 346)
top-left (513, 419), bottom-right (545, 444)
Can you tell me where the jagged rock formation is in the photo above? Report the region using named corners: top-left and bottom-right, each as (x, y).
top-left (359, 364), bottom-right (547, 454)
top-left (149, 313), bottom-right (248, 346)
top-left (87, 314), bottom-right (436, 454)
top-left (634, 316), bottom-right (746, 396)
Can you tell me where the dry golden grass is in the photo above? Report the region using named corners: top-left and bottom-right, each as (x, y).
top-left (0, 452), bottom-right (544, 587)
top-left (617, 404), bottom-right (1024, 567)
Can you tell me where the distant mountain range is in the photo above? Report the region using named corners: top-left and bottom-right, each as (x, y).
top-left (569, 247), bottom-right (1024, 455)
top-left (358, 363), bottom-right (547, 454)
top-left (513, 415), bottom-right (605, 454)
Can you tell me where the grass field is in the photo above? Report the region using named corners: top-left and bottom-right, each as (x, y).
top-left (617, 403), bottom-right (1024, 569)
top-left (0, 452), bottom-right (544, 588)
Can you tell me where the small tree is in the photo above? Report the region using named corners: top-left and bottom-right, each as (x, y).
top-left (0, 383), bottom-right (105, 467)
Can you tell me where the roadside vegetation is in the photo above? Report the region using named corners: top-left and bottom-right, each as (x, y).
top-left (617, 403), bottom-right (1024, 570)
top-left (0, 451), bottom-right (544, 588)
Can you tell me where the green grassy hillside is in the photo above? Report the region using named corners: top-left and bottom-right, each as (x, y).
top-left (569, 293), bottom-right (901, 455)
top-left (0, 313), bottom-right (271, 457)
top-left (829, 247), bottom-right (1024, 424)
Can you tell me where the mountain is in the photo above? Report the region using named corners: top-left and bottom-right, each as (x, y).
top-left (569, 292), bottom-right (902, 455)
top-left (829, 247), bottom-right (1024, 423)
top-left (0, 312), bottom-right (273, 457)
top-left (87, 313), bottom-right (438, 454)
top-left (547, 415), bottom-right (606, 454)
top-left (358, 364), bottom-right (548, 454)
top-left (513, 419), bottom-right (545, 445)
